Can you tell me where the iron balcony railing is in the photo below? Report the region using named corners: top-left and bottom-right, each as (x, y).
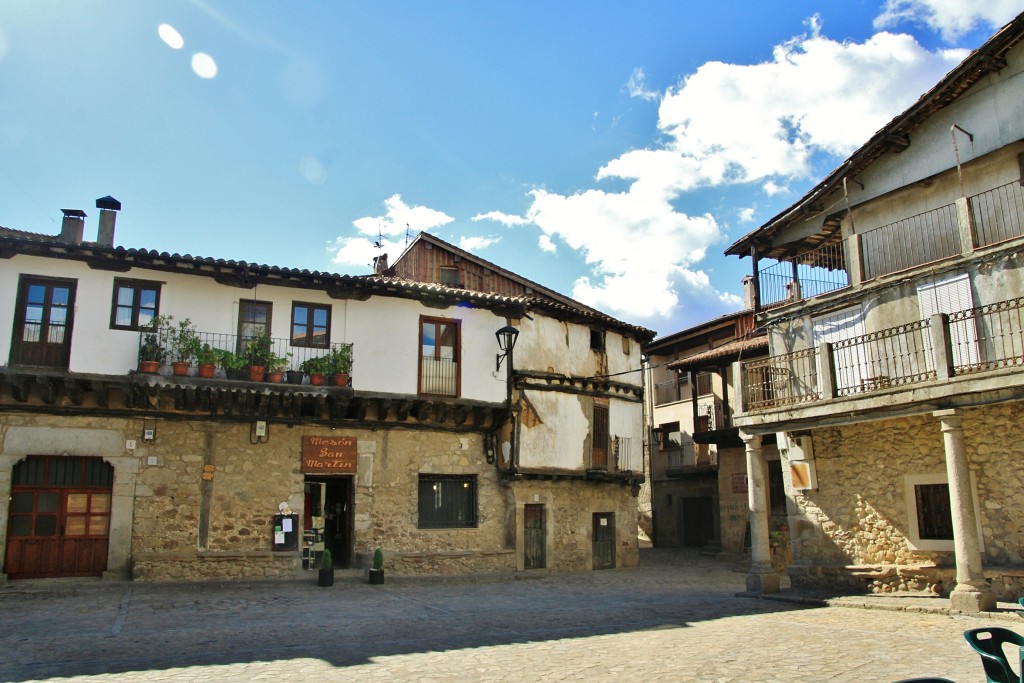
top-left (861, 203), bottom-right (961, 281)
top-left (136, 327), bottom-right (353, 378)
top-left (971, 181), bottom-right (1024, 248)
top-left (419, 355), bottom-right (458, 396)
top-left (752, 183), bottom-right (1023, 310)
top-left (740, 295), bottom-right (1024, 411)
top-left (758, 239), bottom-right (850, 309)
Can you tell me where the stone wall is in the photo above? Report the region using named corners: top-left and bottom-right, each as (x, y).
top-left (786, 402), bottom-right (1024, 597)
top-left (717, 446), bottom-right (752, 557)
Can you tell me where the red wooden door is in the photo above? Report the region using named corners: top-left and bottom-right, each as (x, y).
top-left (4, 457), bottom-right (112, 579)
top-left (524, 504), bottom-right (545, 569)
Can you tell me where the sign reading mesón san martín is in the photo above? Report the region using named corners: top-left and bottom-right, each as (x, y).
top-left (301, 435), bottom-right (358, 473)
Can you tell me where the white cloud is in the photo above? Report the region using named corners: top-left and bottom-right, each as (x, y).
top-left (459, 235), bottom-right (499, 251)
top-left (481, 21), bottom-right (973, 325)
top-left (353, 194), bottom-right (453, 237)
top-left (738, 207), bottom-right (756, 223)
top-left (874, 0), bottom-right (1020, 41)
top-left (472, 210), bottom-right (530, 226)
top-left (627, 67), bottom-right (659, 101)
top-left (332, 195), bottom-right (453, 271)
top-left (655, 29), bottom-right (966, 187)
top-left (538, 234), bottom-right (557, 253)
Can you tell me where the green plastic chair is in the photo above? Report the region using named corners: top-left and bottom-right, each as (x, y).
top-left (891, 678), bottom-right (955, 682)
top-left (963, 626), bottom-right (1024, 683)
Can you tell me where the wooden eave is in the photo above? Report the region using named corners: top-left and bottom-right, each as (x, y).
top-left (0, 367), bottom-right (506, 432)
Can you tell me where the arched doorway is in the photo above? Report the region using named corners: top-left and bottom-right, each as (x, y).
top-left (5, 456), bottom-right (113, 579)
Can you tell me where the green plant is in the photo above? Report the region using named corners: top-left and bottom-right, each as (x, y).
top-left (372, 547), bottom-right (384, 571)
top-left (299, 354), bottom-right (332, 376)
top-left (196, 343), bottom-right (220, 366)
top-left (320, 548), bottom-right (333, 571)
top-left (167, 318), bottom-right (201, 363)
top-left (268, 351), bottom-right (292, 373)
top-left (245, 332), bottom-right (273, 368)
top-left (328, 345), bottom-right (353, 375)
top-left (216, 349), bottom-right (247, 370)
top-left (138, 314), bottom-right (171, 363)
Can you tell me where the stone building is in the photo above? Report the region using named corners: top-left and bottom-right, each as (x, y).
top-left (0, 208), bottom-right (651, 583)
top-left (725, 13), bottom-right (1024, 611)
top-left (643, 309), bottom-right (771, 561)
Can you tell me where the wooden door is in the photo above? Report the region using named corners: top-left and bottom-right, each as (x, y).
top-left (591, 404), bottom-right (609, 469)
top-left (592, 512), bottom-right (615, 570)
top-left (681, 497), bottom-right (714, 548)
top-left (524, 504), bottom-right (545, 569)
top-left (10, 276), bottom-right (76, 368)
top-left (4, 457), bottom-right (112, 579)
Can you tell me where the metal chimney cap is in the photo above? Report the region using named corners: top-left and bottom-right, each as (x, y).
top-left (61, 209), bottom-right (87, 218)
top-left (95, 196), bottom-right (121, 211)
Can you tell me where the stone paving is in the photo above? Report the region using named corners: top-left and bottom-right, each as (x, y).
top-left (2, 548), bottom-right (1023, 682)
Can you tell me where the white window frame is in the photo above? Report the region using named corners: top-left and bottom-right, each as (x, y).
top-left (903, 472), bottom-right (984, 552)
top-left (917, 272), bottom-right (979, 369)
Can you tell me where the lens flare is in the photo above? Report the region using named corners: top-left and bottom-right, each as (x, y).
top-left (157, 24), bottom-right (184, 50)
top-left (191, 53), bottom-right (218, 79)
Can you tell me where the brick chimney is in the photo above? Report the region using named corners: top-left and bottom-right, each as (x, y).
top-left (373, 253), bottom-right (389, 274)
top-left (60, 209), bottom-right (86, 244)
top-left (95, 195), bottom-right (121, 247)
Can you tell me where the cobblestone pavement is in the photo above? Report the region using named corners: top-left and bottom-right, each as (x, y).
top-left (2, 549), bottom-right (1022, 683)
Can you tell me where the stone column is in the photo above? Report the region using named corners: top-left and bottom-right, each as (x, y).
top-left (742, 432), bottom-right (779, 593)
top-left (934, 409), bottom-right (995, 612)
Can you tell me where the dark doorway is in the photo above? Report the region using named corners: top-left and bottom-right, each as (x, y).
top-left (592, 512), bottom-right (615, 570)
top-left (681, 496), bottom-right (714, 547)
top-left (304, 476), bottom-right (352, 568)
top-left (5, 456), bottom-right (112, 579)
top-left (524, 504), bottom-right (545, 569)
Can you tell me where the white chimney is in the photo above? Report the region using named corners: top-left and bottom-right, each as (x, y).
top-left (742, 275), bottom-right (756, 311)
top-left (95, 195), bottom-right (121, 247)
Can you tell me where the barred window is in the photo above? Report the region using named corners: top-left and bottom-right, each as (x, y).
top-left (418, 475), bottom-right (477, 529)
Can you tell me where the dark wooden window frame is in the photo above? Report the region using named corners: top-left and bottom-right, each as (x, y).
top-left (439, 266), bottom-right (461, 286)
top-left (110, 278), bottom-right (162, 331)
top-left (11, 274), bottom-right (77, 368)
top-left (592, 402), bottom-right (609, 468)
top-left (417, 474), bottom-right (478, 529)
top-left (237, 300), bottom-right (273, 353)
top-left (290, 302), bottom-right (331, 348)
top-left (418, 316), bottom-right (461, 397)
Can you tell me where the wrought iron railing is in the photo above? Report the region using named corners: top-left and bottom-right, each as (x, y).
top-left (758, 239), bottom-right (850, 309)
top-left (831, 320), bottom-right (935, 397)
top-left (971, 181), bottom-right (1024, 248)
top-left (136, 327), bottom-right (353, 378)
top-left (860, 203), bottom-right (960, 280)
top-left (419, 356), bottom-right (458, 396)
top-left (614, 436), bottom-right (641, 474)
top-left (949, 297), bottom-right (1024, 375)
top-left (741, 349), bottom-right (819, 411)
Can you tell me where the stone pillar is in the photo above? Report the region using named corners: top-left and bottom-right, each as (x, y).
top-left (934, 409), bottom-right (995, 612)
top-left (742, 432), bottom-right (779, 593)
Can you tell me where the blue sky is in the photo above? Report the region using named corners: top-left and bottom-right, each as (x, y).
top-left (0, 1), bottom-right (1019, 336)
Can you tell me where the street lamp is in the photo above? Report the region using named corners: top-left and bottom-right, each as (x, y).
top-left (495, 325), bottom-right (519, 372)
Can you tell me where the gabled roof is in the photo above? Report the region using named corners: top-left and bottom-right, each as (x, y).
top-left (726, 11), bottom-right (1024, 258)
top-left (667, 335), bottom-right (769, 372)
top-left (395, 231), bottom-right (655, 340)
top-left (0, 227), bottom-right (655, 342)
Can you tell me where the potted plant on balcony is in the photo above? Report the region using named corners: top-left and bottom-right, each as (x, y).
top-left (167, 318), bottom-right (201, 376)
top-left (318, 548), bottom-right (334, 587)
top-left (368, 547), bottom-right (384, 585)
top-left (196, 343), bottom-right (220, 378)
top-left (137, 315), bottom-right (169, 373)
top-left (266, 352), bottom-right (292, 384)
top-left (245, 332), bottom-right (273, 382)
top-left (217, 349), bottom-right (247, 380)
top-left (328, 345), bottom-right (353, 387)
top-left (300, 354), bottom-right (331, 385)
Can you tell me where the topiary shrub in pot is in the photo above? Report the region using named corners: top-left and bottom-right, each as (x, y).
top-left (368, 547), bottom-right (384, 585)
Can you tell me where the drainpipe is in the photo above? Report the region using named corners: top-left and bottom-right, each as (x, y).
top-left (951, 124), bottom-right (974, 198)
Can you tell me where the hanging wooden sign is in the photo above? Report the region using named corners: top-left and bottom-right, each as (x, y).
top-left (302, 435), bottom-right (358, 473)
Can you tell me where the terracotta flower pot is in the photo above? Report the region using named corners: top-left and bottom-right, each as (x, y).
top-left (267, 371), bottom-right (284, 383)
top-left (248, 365), bottom-right (266, 382)
top-left (309, 374), bottom-right (325, 386)
top-left (329, 373), bottom-right (349, 387)
top-left (197, 363), bottom-right (216, 378)
top-left (139, 360), bottom-right (161, 374)
top-left (171, 361), bottom-right (190, 376)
